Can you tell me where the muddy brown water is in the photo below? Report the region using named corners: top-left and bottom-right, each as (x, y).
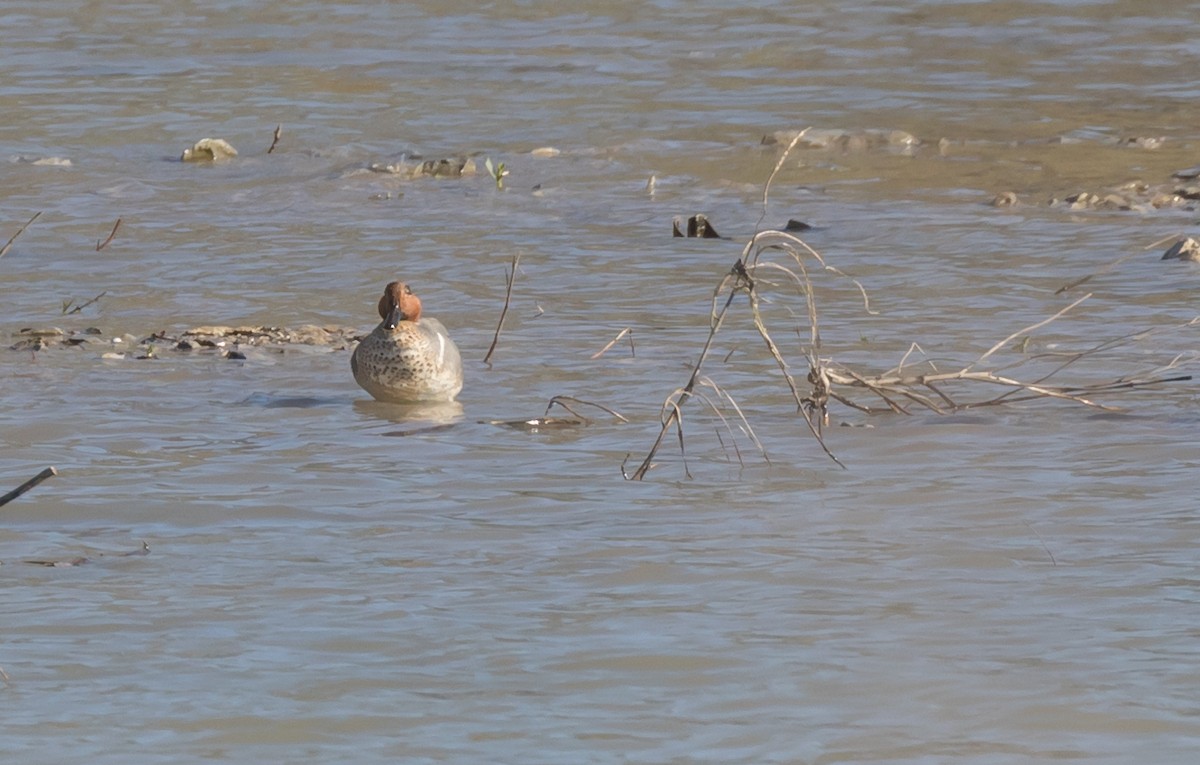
top-left (3, 2), bottom-right (1200, 763)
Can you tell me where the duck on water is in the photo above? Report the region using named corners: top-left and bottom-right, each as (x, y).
top-left (351, 281), bottom-right (463, 403)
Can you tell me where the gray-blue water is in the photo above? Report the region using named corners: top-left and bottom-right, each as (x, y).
top-left (3, 1), bottom-right (1200, 762)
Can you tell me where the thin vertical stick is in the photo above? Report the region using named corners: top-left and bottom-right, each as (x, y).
top-left (267, 124), bottom-right (282, 154)
top-left (483, 253), bottom-right (519, 365)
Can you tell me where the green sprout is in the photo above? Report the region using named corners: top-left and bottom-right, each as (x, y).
top-left (484, 157), bottom-right (508, 190)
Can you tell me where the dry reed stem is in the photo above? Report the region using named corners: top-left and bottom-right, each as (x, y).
top-left (591, 327), bottom-right (635, 359)
top-left (631, 131), bottom-right (1196, 479)
top-left (627, 265), bottom-right (744, 480)
top-left (96, 217), bottom-right (121, 251)
top-left (967, 293), bottom-right (1091, 372)
top-left (545, 395), bottom-right (628, 423)
top-left (698, 377), bottom-right (769, 466)
top-left (0, 211), bottom-right (42, 258)
top-left (483, 253), bottom-right (520, 365)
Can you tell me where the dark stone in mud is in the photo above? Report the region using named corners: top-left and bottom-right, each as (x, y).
top-left (1161, 237), bottom-right (1200, 262)
top-left (672, 214), bottom-right (722, 239)
top-left (784, 219), bottom-right (813, 231)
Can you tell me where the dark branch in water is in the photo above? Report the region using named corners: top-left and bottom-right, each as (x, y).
top-left (267, 124), bottom-right (282, 154)
top-left (0, 466), bottom-right (58, 508)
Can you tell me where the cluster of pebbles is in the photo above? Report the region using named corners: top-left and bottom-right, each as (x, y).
top-left (991, 177), bottom-right (1200, 212)
top-left (9, 324), bottom-right (363, 358)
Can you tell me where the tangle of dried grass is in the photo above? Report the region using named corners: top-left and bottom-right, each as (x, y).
top-left (627, 131), bottom-right (1196, 480)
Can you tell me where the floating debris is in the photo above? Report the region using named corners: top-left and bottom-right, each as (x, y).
top-left (764, 128), bottom-right (920, 155)
top-left (1161, 236), bottom-right (1200, 262)
top-left (22, 541), bottom-right (149, 567)
top-left (487, 417), bottom-right (586, 432)
top-left (673, 214), bottom-right (723, 239)
top-left (1121, 136), bottom-right (1166, 150)
top-left (13, 156), bottom-right (73, 167)
top-left (169, 324), bottom-right (363, 350)
top-left (420, 156), bottom-right (475, 178)
top-left (367, 156), bottom-right (476, 179)
top-left (8, 324), bottom-right (363, 356)
top-left (989, 192), bottom-right (1020, 207)
top-left (181, 138), bottom-right (238, 162)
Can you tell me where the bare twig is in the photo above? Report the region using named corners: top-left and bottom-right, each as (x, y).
top-left (966, 293), bottom-right (1092, 371)
top-left (591, 327), bottom-right (635, 360)
top-left (627, 262), bottom-right (745, 480)
top-left (754, 128), bottom-right (809, 235)
top-left (0, 467), bottom-right (58, 508)
top-left (96, 217), bottom-right (122, 251)
top-left (1024, 521), bottom-right (1057, 566)
top-left (267, 124), bottom-right (282, 154)
top-left (483, 253), bottom-right (519, 365)
top-left (0, 211), bottom-right (42, 258)
top-left (62, 291), bottom-right (108, 315)
top-left (545, 395), bottom-right (628, 423)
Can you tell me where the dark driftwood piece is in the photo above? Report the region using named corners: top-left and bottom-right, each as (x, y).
top-left (96, 218), bottom-right (122, 251)
top-left (267, 124), bottom-right (282, 154)
top-left (0, 467), bottom-right (58, 508)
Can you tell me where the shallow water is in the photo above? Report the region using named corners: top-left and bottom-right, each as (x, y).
top-left (3, 1), bottom-right (1200, 763)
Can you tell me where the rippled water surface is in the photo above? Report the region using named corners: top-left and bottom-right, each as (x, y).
top-left (4, 1), bottom-right (1200, 762)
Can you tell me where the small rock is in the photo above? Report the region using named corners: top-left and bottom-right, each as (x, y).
top-left (672, 214), bottom-right (722, 239)
top-left (1171, 165), bottom-right (1200, 180)
top-left (784, 218), bottom-right (813, 231)
top-left (14, 327), bottom-right (64, 338)
top-left (1174, 185), bottom-right (1200, 200)
top-left (1122, 136), bottom-right (1165, 150)
top-left (181, 138), bottom-right (238, 162)
top-left (989, 191), bottom-right (1020, 207)
top-left (1161, 237), bottom-right (1200, 262)
top-left (1098, 194), bottom-right (1131, 210)
top-left (1064, 192), bottom-right (1100, 210)
top-left (530, 147), bottom-right (560, 157)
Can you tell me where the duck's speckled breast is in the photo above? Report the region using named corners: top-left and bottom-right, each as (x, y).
top-left (351, 318), bottom-right (463, 403)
